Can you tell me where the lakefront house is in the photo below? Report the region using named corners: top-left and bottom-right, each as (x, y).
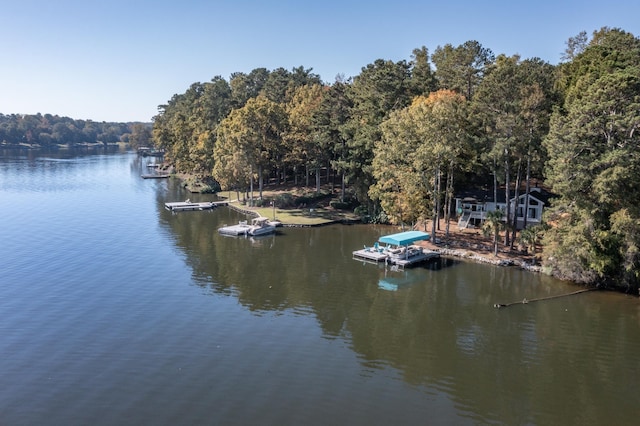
top-left (454, 187), bottom-right (552, 230)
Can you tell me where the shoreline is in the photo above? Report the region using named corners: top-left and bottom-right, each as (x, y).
top-left (431, 246), bottom-right (543, 272)
top-left (416, 220), bottom-right (546, 272)
top-left (169, 176), bottom-right (587, 285)
top-left (177, 177), bottom-right (609, 293)
top-left (227, 199), bottom-right (543, 272)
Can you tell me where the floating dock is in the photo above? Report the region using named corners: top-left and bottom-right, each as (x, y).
top-left (165, 201), bottom-right (214, 211)
top-left (218, 221), bottom-right (251, 235)
top-left (138, 147), bottom-right (165, 157)
top-left (353, 230), bottom-right (440, 269)
top-left (141, 174), bottom-right (170, 179)
top-left (353, 247), bottom-right (388, 263)
top-left (164, 200), bottom-right (228, 212)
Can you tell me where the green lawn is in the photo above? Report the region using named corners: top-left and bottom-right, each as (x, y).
top-left (221, 191), bottom-right (359, 226)
top-left (254, 206), bottom-right (346, 226)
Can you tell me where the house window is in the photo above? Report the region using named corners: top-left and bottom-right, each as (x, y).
top-left (528, 208), bottom-right (537, 219)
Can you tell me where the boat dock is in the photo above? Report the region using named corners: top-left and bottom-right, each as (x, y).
top-left (353, 247), bottom-right (389, 263)
top-left (218, 221), bottom-right (251, 235)
top-left (141, 174), bottom-right (170, 179)
top-left (138, 147), bottom-right (165, 157)
top-left (390, 249), bottom-right (440, 267)
top-left (353, 230), bottom-right (440, 269)
top-left (164, 200), bottom-right (228, 212)
top-left (353, 246), bottom-right (440, 268)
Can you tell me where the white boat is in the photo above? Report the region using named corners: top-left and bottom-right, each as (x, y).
top-left (247, 217), bottom-right (276, 236)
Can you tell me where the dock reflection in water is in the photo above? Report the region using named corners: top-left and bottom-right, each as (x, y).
top-left (377, 257), bottom-right (457, 291)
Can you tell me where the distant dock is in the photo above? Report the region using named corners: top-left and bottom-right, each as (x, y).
top-left (164, 200), bottom-right (228, 212)
top-left (141, 174), bottom-right (170, 179)
top-left (137, 147), bottom-right (165, 157)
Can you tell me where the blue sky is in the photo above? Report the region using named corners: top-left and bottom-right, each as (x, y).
top-left (1, 0), bottom-right (638, 123)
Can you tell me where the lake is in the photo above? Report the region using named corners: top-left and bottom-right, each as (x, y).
top-left (1, 148), bottom-right (639, 425)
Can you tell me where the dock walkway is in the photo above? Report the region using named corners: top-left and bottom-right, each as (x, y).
top-left (164, 200), bottom-right (228, 212)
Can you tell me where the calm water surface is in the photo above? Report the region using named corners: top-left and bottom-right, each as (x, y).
top-left (1, 149), bottom-right (639, 425)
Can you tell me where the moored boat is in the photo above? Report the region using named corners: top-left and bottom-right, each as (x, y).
top-left (247, 216), bottom-right (276, 236)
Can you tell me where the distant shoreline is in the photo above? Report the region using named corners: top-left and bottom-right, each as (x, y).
top-left (0, 142), bottom-right (125, 149)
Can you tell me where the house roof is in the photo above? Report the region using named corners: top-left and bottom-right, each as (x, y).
top-left (455, 187), bottom-right (553, 205)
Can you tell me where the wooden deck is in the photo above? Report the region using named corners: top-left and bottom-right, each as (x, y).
top-left (388, 250), bottom-right (440, 268)
top-left (218, 222), bottom-right (251, 235)
top-left (352, 247), bottom-right (389, 263)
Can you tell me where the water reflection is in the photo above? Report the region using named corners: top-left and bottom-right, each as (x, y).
top-left (376, 258), bottom-right (456, 291)
top-left (1, 150), bottom-right (638, 425)
top-left (149, 157), bottom-right (640, 425)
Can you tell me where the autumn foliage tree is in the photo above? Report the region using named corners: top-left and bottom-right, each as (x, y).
top-left (372, 90), bottom-right (472, 238)
top-left (213, 96), bottom-right (287, 204)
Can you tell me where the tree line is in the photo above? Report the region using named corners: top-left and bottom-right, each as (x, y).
top-left (0, 113), bottom-right (152, 147)
top-left (152, 27), bottom-right (639, 293)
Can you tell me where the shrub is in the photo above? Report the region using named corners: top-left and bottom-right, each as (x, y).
top-left (354, 205), bottom-right (369, 223)
top-left (329, 200), bottom-right (351, 210)
top-left (296, 196), bottom-right (312, 206)
top-left (275, 193), bottom-right (295, 208)
top-left (371, 211), bottom-right (389, 224)
top-left (353, 205), bottom-right (368, 216)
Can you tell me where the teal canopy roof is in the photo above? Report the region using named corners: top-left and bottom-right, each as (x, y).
top-left (378, 231), bottom-right (430, 246)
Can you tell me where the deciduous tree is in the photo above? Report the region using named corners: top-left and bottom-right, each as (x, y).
top-left (214, 96), bottom-right (287, 204)
top-left (373, 90), bottom-right (471, 236)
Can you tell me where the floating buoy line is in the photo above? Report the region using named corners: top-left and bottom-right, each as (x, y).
top-left (493, 288), bottom-right (596, 308)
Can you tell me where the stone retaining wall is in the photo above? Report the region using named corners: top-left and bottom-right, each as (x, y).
top-left (435, 247), bottom-right (543, 273)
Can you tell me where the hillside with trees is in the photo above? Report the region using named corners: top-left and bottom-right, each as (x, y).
top-left (152, 27), bottom-right (638, 293)
top-left (0, 113), bottom-right (152, 148)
